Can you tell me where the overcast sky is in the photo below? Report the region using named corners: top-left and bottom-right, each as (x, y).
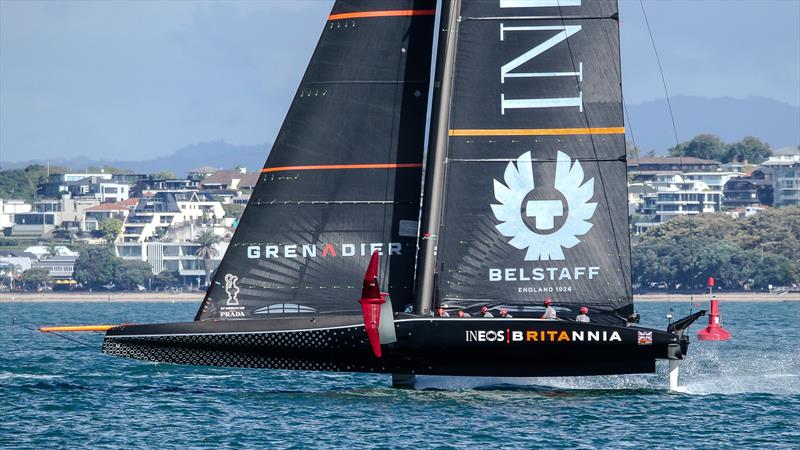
top-left (1, 0), bottom-right (798, 163)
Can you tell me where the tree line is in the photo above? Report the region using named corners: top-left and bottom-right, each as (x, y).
top-left (667, 134), bottom-right (773, 164)
top-left (0, 164), bottom-right (175, 202)
top-left (632, 207), bottom-right (800, 291)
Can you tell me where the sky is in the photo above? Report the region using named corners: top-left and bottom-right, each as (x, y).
top-left (1, 0), bottom-right (798, 163)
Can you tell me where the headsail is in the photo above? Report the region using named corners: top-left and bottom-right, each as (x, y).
top-left (420, 0), bottom-right (632, 321)
top-left (196, 0), bottom-right (436, 320)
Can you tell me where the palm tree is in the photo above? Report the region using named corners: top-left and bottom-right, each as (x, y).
top-left (192, 229), bottom-right (221, 286)
top-left (7, 264), bottom-right (22, 291)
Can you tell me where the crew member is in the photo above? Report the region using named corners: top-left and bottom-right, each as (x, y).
top-left (576, 306), bottom-right (590, 323)
top-left (457, 310), bottom-right (471, 318)
top-left (480, 306), bottom-right (494, 318)
top-left (499, 308), bottom-right (513, 318)
top-left (437, 307), bottom-right (450, 318)
top-left (541, 298), bottom-right (557, 319)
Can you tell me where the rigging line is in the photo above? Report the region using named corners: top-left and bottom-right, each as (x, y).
top-left (599, 19), bottom-right (648, 299)
top-left (555, 0), bottom-right (632, 303)
top-left (13, 319), bottom-right (97, 350)
top-left (639, 0), bottom-right (696, 303)
top-left (623, 102), bottom-right (652, 230)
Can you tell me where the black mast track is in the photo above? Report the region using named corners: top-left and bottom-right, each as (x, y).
top-left (195, 0), bottom-right (437, 321)
top-left (413, 0), bottom-right (461, 315)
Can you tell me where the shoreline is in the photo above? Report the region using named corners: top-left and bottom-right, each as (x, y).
top-left (1, 291), bottom-right (797, 303)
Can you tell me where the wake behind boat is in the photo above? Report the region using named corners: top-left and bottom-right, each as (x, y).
top-left (43, 0), bottom-right (704, 388)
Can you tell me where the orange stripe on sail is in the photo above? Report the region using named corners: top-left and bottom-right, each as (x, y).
top-left (40, 325), bottom-right (116, 332)
top-left (448, 127), bottom-right (626, 137)
top-left (262, 163), bottom-right (422, 173)
top-left (328, 9), bottom-right (436, 21)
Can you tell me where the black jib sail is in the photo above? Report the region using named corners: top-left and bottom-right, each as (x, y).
top-left (419, 0), bottom-right (632, 321)
top-left (196, 0), bottom-right (436, 320)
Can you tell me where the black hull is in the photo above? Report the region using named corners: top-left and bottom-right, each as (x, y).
top-left (102, 315), bottom-right (686, 377)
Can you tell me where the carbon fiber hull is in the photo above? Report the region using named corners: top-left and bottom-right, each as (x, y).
top-left (102, 315), bottom-right (685, 377)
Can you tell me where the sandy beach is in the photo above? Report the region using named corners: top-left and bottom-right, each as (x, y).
top-left (1, 291), bottom-right (797, 303)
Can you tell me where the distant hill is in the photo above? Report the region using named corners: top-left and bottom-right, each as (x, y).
top-left (2, 141), bottom-right (270, 176)
top-left (626, 95), bottom-right (799, 154)
top-left (4, 96), bottom-right (798, 172)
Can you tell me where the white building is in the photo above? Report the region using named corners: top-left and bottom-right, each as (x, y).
top-left (121, 192), bottom-right (225, 243)
top-left (683, 171), bottom-right (741, 191)
top-left (634, 181), bottom-right (723, 234)
top-left (0, 199), bottom-right (32, 231)
top-left (83, 199), bottom-right (138, 231)
top-left (761, 148), bottom-right (800, 207)
top-left (115, 240), bottom-right (228, 285)
top-left (96, 182), bottom-right (130, 203)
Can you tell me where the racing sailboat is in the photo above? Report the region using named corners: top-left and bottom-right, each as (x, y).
top-left (44, 0), bottom-right (703, 388)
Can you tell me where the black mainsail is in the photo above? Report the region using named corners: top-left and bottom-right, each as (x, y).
top-left (52, 0), bottom-right (705, 387)
top-left (416, 0), bottom-right (632, 322)
top-left (196, 0), bottom-right (437, 320)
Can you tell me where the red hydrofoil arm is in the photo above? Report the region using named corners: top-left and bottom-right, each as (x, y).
top-left (359, 251), bottom-right (386, 358)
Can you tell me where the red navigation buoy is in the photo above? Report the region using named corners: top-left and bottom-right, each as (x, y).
top-left (697, 296), bottom-right (732, 341)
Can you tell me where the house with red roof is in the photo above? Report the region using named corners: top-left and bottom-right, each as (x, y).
top-left (83, 198), bottom-right (139, 231)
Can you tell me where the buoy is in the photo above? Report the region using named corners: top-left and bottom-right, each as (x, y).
top-left (697, 296), bottom-right (731, 341)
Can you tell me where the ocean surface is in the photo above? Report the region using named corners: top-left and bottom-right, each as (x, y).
top-left (1, 300), bottom-right (798, 449)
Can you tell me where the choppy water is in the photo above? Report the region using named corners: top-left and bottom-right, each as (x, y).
top-left (1, 301), bottom-right (798, 448)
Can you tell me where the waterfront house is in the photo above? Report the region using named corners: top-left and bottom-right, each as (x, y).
top-left (0, 199), bottom-right (32, 232)
top-left (761, 148), bottom-right (800, 207)
top-left (115, 239), bottom-right (229, 287)
top-left (83, 198), bottom-right (139, 231)
top-left (627, 156), bottom-right (721, 173)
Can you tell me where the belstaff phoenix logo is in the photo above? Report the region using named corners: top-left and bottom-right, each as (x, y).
top-left (224, 273), bottom-right (240, 306)
top-left (492, 151), bottom-right (596, 261)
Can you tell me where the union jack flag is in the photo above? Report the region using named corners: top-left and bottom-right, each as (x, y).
top-left (637, 331), bottom-right (653, 346)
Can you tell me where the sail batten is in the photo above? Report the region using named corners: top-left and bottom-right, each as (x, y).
top-left (328, 9), bottom-right (436, 21)
top-left (448, 127), bottom-right (624, 136)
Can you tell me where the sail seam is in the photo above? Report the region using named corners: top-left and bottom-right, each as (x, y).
top-left (328, 10), bottom-right (436, 21)
top-left (243, 201), bottom-right (419, 205)
top-left (447, 157), bottom-right (625, 163)
top-left (302, 80), bottom-right (429, 85)
top-left (261, 163), bottom-right (422, 173)
top-left (461, 15), bottom-right (615, 21)
top-left (448, 127), bottom-right (624, 136)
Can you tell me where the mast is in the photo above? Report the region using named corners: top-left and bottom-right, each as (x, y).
top-left (413, 0), bottom-right (461, 315)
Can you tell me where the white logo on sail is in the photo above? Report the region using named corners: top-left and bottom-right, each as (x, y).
top-left (224, 273), bottom-right (240, 306)
top-left (491, 151), bottom-right (596, 261)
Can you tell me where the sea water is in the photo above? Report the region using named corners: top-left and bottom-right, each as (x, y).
top-left (1, 301), bottom-right (798, 448)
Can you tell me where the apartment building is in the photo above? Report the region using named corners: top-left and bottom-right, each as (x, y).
top-left (761, 148), bottom-right (800, 207)
top-left (115, 239), bottom-right (228, 285)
